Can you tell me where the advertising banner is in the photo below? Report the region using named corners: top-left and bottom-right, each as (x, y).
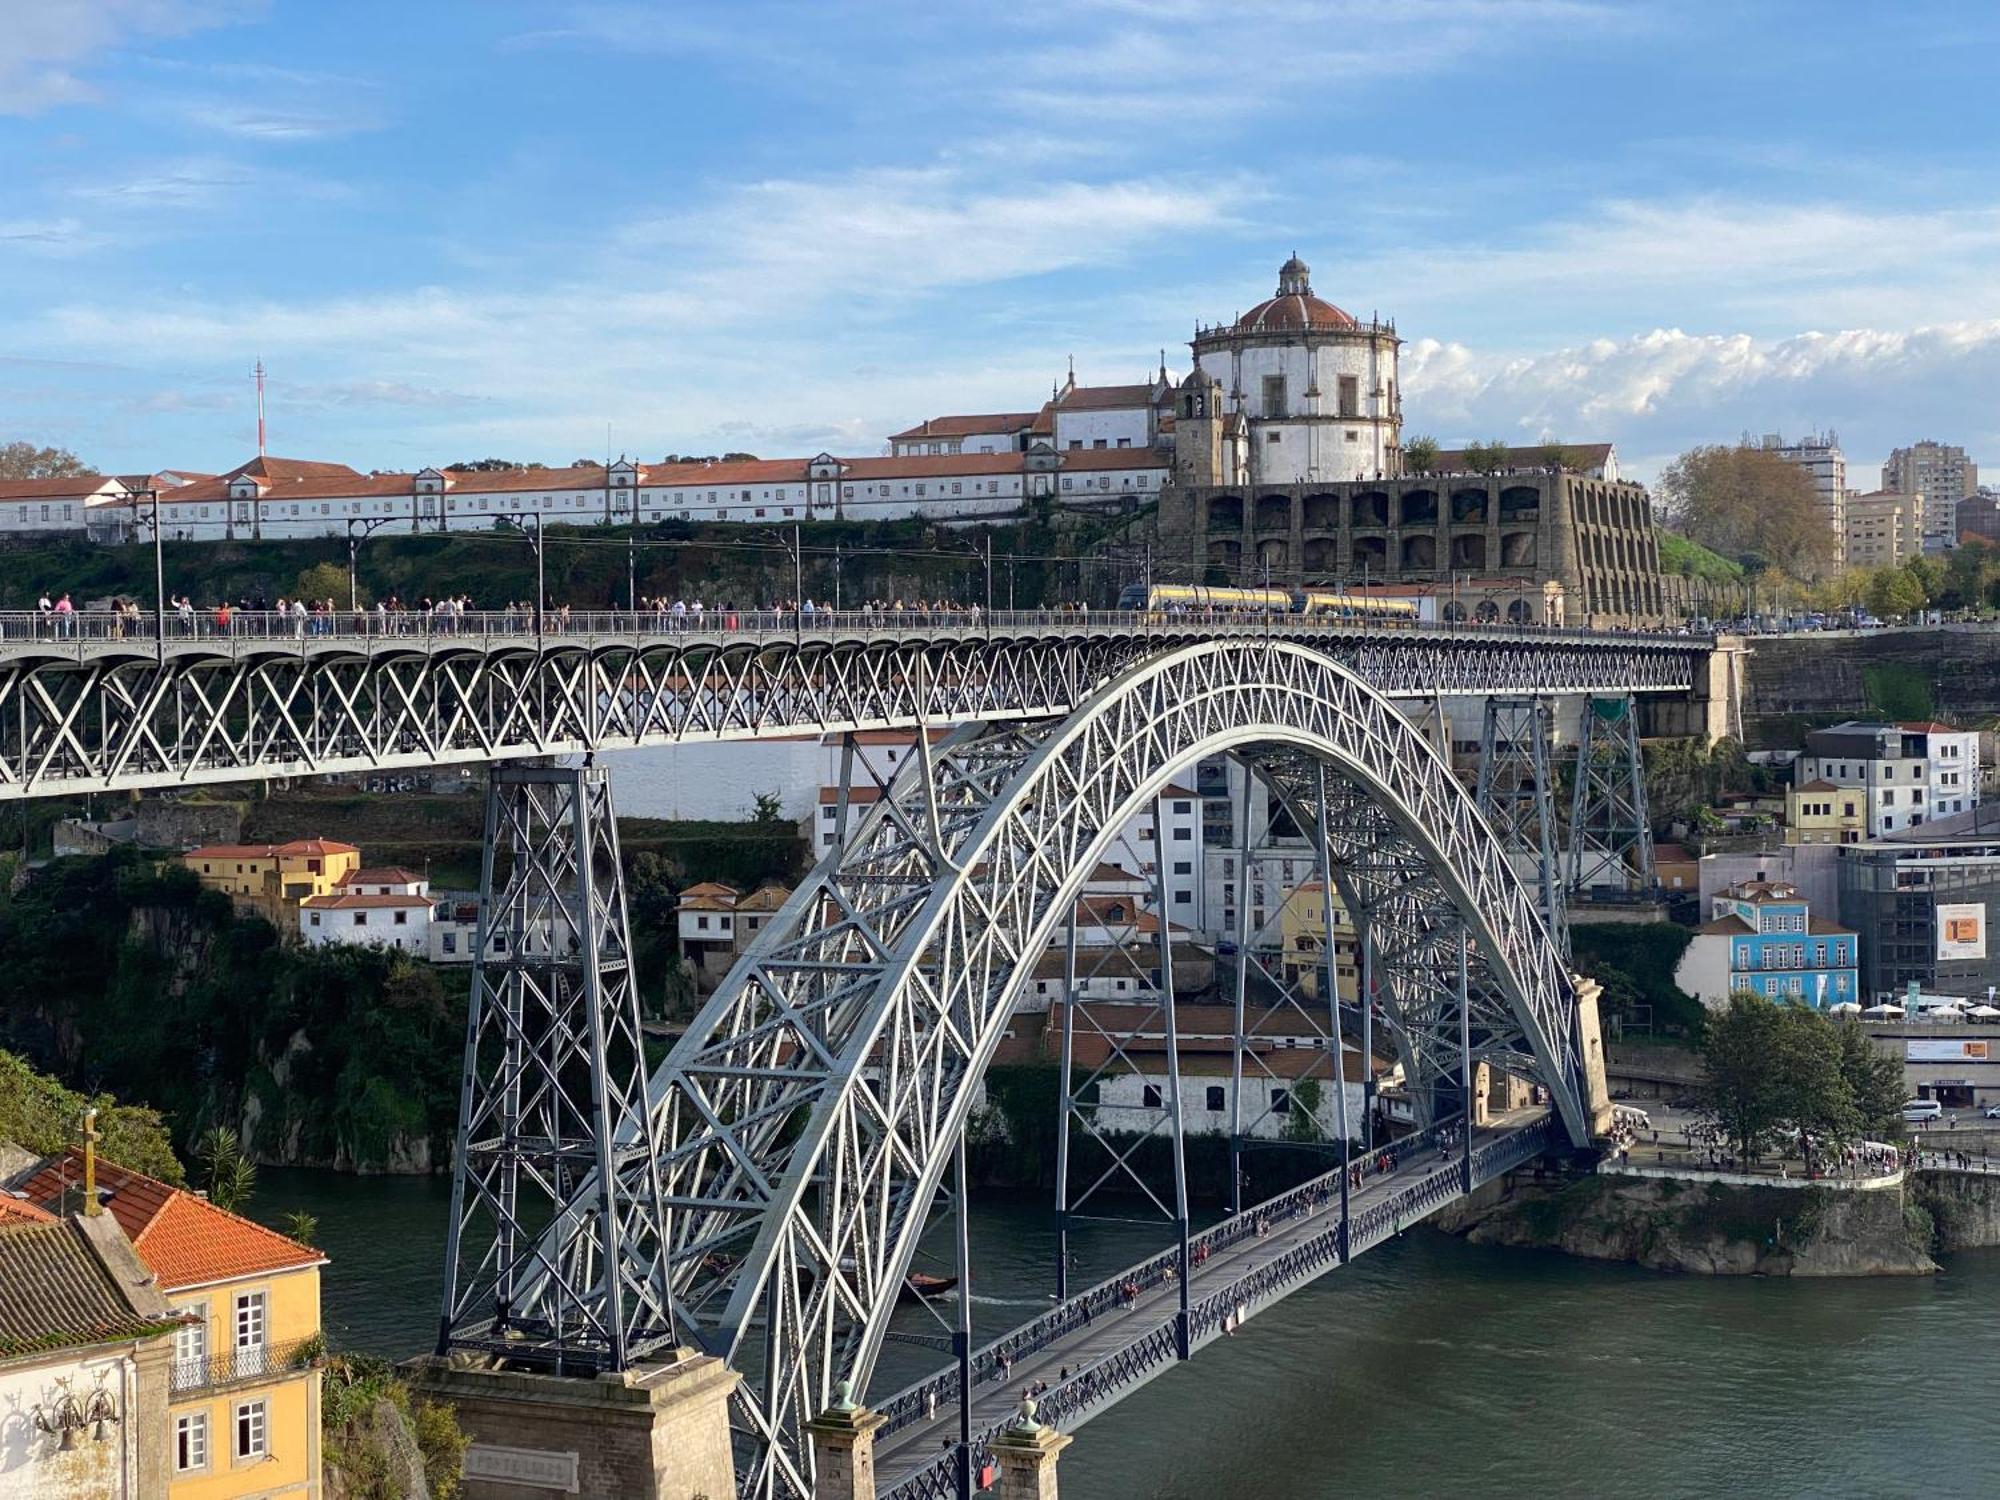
top-left (1907, 1038), bottom-right (1993, 1062)
top-left (1938, 903), bottom-right (1987, 961)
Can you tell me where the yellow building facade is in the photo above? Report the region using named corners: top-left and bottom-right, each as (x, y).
top-left (1277, 878), bottom-right (1361, 1002)
top-left (19, 1152), bottom-right (326, 1499)
top-left (184, 840), bottom-right (361, 926)
top-left (1785, 779), bottom-right (1864, 846)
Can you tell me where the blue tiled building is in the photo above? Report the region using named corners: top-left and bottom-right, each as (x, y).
top-left (1674, 879), bottom-right (1860, 1008)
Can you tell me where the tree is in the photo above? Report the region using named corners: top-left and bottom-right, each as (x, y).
top-left (1485, 440), bottom-right (1512, 473)
top-left (197, 1125), bottom-right (257, 1212)
top-left (1658, 444), bottom-right (1838, 579)
top-left (1462, 441), bottom-right (1498, 476)
top-left (281, 1210), bottom-right (319, 1247)
top-left (1403, 435), bottom-right (1439, 476)
top-left (1834, 1020), bottom-right (1906, 1139)
top-left (1865, 565), bottom-right (1926, 620)
top-left (294, 560), bottom-right (358, 606)
top-left (0, 1050), bottom-right (183, 1183)
top-left (447, 458), bottom-right (530, 473)
top-left (1698, 992), bottom-right (1792, 1162)
top-left (1769, 1003), bottom-right (1853, 1171)
top-left (750, 790), bottom-right (784, 824)
top-left (0, 442), bottom-right (89, 480)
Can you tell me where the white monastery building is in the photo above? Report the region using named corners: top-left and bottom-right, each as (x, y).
top-left (1184, 255), bottom-right (1402, 487)
top-left (298, 865), bottom-right (432, 953)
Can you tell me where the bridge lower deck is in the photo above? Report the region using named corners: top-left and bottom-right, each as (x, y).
top-left (870, 1109), bottom-right (1560, 1495)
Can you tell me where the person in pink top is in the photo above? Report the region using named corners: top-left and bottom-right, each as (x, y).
top-left (52, 592), bottom-right (74, 638)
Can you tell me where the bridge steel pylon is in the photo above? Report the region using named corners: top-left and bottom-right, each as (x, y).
top-left (570, 638), bottom-right (1593, 1497)
top-left (1567, 694), bottom-right (1656, 895)
top-left (436, 761), bottom-right (675, 1373)
top-left (1474, 696), bottom-right (1569, 957)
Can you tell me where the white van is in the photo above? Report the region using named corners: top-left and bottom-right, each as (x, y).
top-left (1613, 1104), bottom-right (1652, 1131)
top-left (1903, 1099), bottom-right (1944, 1124)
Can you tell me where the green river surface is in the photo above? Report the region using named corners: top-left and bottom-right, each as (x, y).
top-left (256, 1167), bottom-right (2000, 1499)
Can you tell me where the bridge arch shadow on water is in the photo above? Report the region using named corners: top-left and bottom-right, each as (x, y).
top-left (585, 638), bottom-right (1607, 1498)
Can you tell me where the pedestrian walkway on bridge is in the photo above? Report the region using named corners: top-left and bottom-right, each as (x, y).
top-left (871, 1109), bottom-right (1560, 1497)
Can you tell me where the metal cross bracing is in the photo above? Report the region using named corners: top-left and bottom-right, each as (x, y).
top-left (1474, 696), bottom-right (1569, 957)
top-left (585, 638), bottom-right (1594, 1497)
top-left (435, 762), bottom-right (675, 1373)
top-left (1568, 694), bottom-right (1657, 894)
top-left (0, 612), bottom-right (1701, 799)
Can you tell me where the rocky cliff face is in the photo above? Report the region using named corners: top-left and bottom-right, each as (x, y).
top-left (1436, 1170), bottom-right (1939, 1276)
top-left (1741, 629), bottom-right (2000, 746)
top-left (1913, 1169), bottom-right (2000, 1251)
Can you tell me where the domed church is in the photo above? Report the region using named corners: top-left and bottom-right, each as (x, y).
top-left (1176, 256), bottom-right (1401, 488)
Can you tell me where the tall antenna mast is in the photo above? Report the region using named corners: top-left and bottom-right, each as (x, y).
top-left (254, 359), bottom-right (267, 456)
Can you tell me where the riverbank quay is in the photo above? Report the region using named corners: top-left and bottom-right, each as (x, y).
top-left (1434, 1155), bottom-right (1942, 1276)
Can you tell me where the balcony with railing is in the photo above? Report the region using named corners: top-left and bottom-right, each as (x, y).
top-left (170, 1336), bottom-right (322, 1396)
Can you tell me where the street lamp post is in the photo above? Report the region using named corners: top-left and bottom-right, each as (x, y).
top-left (345, 516), bottom-right (398, 613)
top-left (139, 488), bottom-right (164, 658)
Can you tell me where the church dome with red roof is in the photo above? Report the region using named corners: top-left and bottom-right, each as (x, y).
top-left (1232, 255), bottom-right (1358, 333)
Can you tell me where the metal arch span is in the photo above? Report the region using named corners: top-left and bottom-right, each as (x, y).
top-left (643, 638), bottom-right (1592, 1497)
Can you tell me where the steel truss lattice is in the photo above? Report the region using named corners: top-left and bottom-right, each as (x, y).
top-left (0, 619), bottom-right (1699, 799)
top-left (591, 639), bottom-right (1590, 1497)
top-left (436, 763), bottom-right (675, 1373)
top-left (1474, 696), bottom-right (1569, 956)
top-left (1568, 695), bottom-right (1656, 893)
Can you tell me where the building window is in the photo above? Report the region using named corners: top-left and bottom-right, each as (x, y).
top-left (1271, 1087), bottom-right (1291, 1115)
top-left (442, 932), bottom-right (458, 954)
top-left (394, 910), bottom-right (408, 925)
top-left (354, 912), bottom-right (367, 926)
top-left (173, 1303), bottom-right (208, 1381)
top-left (234, 1399), bottom-right (268, 1461)
top-left (1205, 1085), bottom-right (1225, 1111)
top-left (1262, 375), bottom-right (1286, 418)
top-left (1337, 375), bottom-right (1359, 417)
top-left (176, 1412), bottom-right (209, 1473)
top-left (1142, 1083), bottom-right (1163, 1109)
top-left (309, 912), bottom-right (321, 927)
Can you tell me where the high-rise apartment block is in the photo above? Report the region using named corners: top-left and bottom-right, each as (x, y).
top-left (1843, 489), bottom-right (1921, 569)
top-left (1883, 440), bottom-right (1978, 555)
top-left (1759, 431), bottom-right (1845, 563)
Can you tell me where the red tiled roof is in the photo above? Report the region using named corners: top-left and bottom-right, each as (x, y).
top-left (679, 881), bottom-right (739, 899)
top-left (1695, 914), bottom-right (1754, 935)
top-left (837, 453), bottom-right (1023, 480)
top-left (0, 1195), bottom-right (55, 1224)
top-left (1795, 779), bottom-right (1840, 793)
top-left (187, 839), bottom-right (359, 861)
top-left (224, 456), bottom-right (365, 483)
top-left (1898, 721), bottom-right (1961, 734)
top-left (889, 413), bottom-right (1040, 441)
top-left (1053, 448), bottom-right (1170, 471)
top-left (817, 785), bottom-right (885, 804)
top-left (299, 892), bottom-right (430, 910)
top-left (17, 1151), bottom-right (322, 1293)
top-left (1055, 382), bottom-right (1167, 411)
top-left (1236, 292), bottom-right (1358, 334)
top-left (0, 476), bottom-right (124, 499)
top-left (340, 867), bottom-right (425, 888)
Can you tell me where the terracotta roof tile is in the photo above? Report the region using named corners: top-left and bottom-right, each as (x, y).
top-left (0, 1218), bottom-right (177, 1358)
top-left (341, 867), bottom-right (426, 887)
top-left (19, 1151), bottom-right (323, 1293)
top-left (299, 892), bottom-right (430, 910)
top-left (888, 413), bottom-right (1040, 441)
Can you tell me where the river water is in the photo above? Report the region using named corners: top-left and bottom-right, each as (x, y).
top-left (256, 1169), bottom-right (2000, 1497)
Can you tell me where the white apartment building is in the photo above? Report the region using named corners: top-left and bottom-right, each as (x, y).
top-left (297, 865), bottom-right (432, 952)
top-left (95, 445), bottom-right (1171, 545)
top-left (889, 370), bottom-right (1177, 460)
top-left (1795, 720), bottom-right (1982, 837)
top-left (0, 475), bottom-right (134, 540)
top-left (1883, 440), bottom-right (1978, 555)
top-left (299, 892), bottom-right (430, 952)
top-left (1760, 431), bottom-right (1846, 562)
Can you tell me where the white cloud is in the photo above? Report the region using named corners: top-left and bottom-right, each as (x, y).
top-left (0, 0), bottom-right (257, 115)
top-left (1402, 321), bottom-right (2000, 481)
top-left (0, 216), bottom-right (111, 252)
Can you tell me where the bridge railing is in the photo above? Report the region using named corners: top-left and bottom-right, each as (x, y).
top-left (871, 1117), bottom-right (1469, 1441)
top-left (0, 605), bottom-right (1708, 650)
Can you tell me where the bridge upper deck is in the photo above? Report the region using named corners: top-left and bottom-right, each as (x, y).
top-left (0, 610), bottom-right (1707, 798)
top-left (0, 605), bottom-right (1705, 669)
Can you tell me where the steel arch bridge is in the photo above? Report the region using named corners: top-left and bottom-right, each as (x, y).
top-left (633, 638), bottom-right (1603, 1497)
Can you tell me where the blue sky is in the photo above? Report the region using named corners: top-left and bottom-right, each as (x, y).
top-left (4, 0), bottom-right (1998, 484)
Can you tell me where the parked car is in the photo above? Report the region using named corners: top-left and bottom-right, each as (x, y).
top-left (1983, 1104), bottom-right (2000, 1120)
top-left (1903, 1100), bottom-right (1945, 1123)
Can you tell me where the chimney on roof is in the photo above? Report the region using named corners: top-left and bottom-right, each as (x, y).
top-left (81, 1107), bottom-right (100, 1217)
